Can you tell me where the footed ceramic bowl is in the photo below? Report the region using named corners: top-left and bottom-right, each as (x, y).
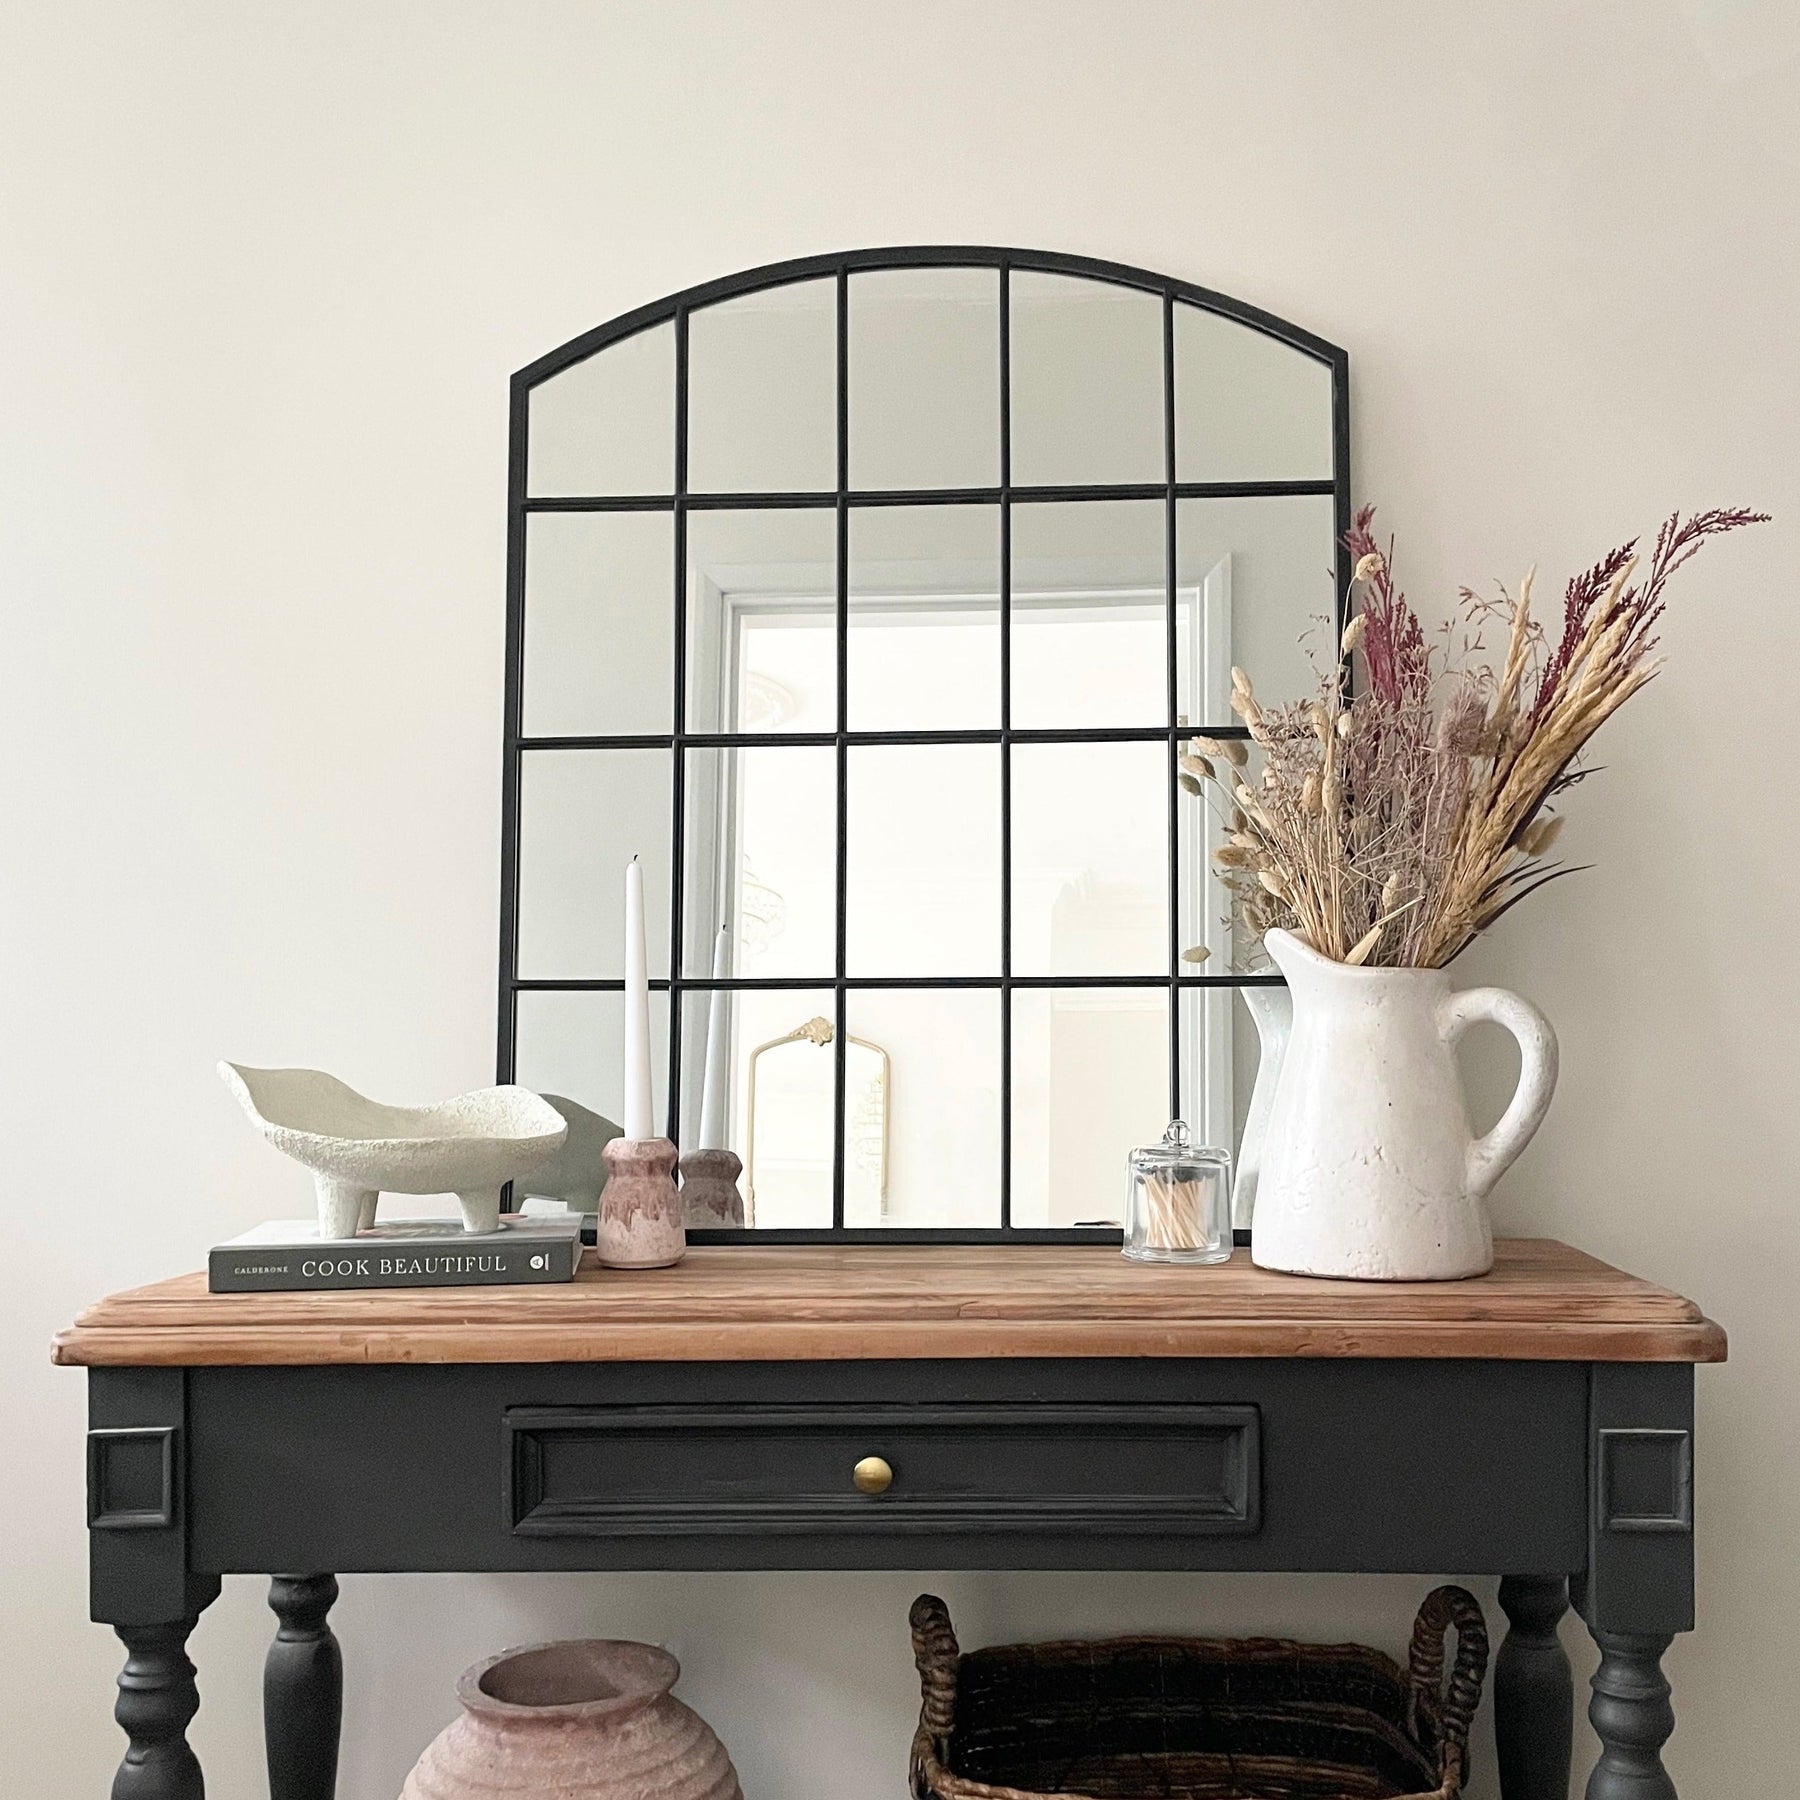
top-left (219, 1063), bottom-right (569, 1239)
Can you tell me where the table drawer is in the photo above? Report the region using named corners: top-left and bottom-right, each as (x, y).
top-left (504, 1402), bottom-right (1260, 1538)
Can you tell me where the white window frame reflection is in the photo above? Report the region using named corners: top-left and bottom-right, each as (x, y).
top-left (680, 561), bottom-right (1235, 1186)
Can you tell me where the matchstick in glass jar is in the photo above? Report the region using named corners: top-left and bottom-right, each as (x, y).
top-left (1124, 1122), bottom-right (1232, 1265)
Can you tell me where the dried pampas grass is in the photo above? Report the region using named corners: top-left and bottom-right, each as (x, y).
top-left (1185, 505), bottom-right (1768, 969)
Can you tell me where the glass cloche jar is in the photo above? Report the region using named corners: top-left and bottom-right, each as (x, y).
top-left (1123, 1120), bottom-right (1232, 1265)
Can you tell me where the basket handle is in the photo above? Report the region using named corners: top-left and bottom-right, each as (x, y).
top-left (1407, 1585), bottom-right (1489, 1753)
top-left (910, 1593), bottom-right (961, 1740)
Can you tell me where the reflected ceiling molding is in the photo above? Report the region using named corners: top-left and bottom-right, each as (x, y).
top-left (736, 861), bottom-right (786, 961)
top-left (737, 671), bottom-right (798, 731)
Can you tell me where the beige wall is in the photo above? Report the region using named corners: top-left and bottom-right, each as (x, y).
top-left (3, 2), bottom-right (1796, 1793)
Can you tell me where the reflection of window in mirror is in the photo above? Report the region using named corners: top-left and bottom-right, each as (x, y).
top-left (1004, 568), bottom-right (1233, 1224)
top-left (681, 548), bottom-right (1236, 1226)
top-left (682, 517), bottom-right (839, 991)
top-left (685, 509), bottom-right (837, 734)
top-left (683, 742), bottom-right (836, 984)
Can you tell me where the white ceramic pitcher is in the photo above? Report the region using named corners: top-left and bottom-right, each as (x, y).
top-left (1251, 928), bottom-right (1559, 1281)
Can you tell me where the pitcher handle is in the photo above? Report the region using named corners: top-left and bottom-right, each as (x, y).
top-left (1437, 987), bottom-right (1559, 1199)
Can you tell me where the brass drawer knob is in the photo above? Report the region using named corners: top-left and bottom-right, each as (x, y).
top-left (853, 1455), bottom-right (894, 1495)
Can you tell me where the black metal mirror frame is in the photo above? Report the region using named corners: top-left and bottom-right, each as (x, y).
top-left (498, 245), bottom-right (1350, 1242)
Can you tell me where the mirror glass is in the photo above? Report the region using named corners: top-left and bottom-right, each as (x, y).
top-left (849, 504), bottom-right (1000, 731)
top-left (685, 507), bottom-right (838, 733)
top-left (848, 267), bottom-right (1000, 490)
top-left (516, 749), bottom-right (672, 979)
top-left (846, 744), bottom-right (1002, 977)
top-left (688, 278), bottom-right (836, 494)
top-left (1010, 271), bottom-right (1164, 486)
top-left (846, 989), bottom-right (1000, 1227)
top-left (677, 988), bottom-right (839, 1228)
top-left (509, 254), bottom-right (1343, 1234)
top-left (1010, 498), bottom-right (1167, 729)
top-left (523, 512), bottom-right (674, 737)
top-left (526, 322), bottom-right (675, 497)
top-left (681, 744), bottom-right (837, 980)
top-left (1176, 494), bottom-right (1337, 727)
top-left (514, 989), bottom-right (672, 1134)
top-left (1180, 796), bottom-right (1310, 979)
top-left (1181, 987), bottom-right (1242, 1182)
top-left (1009, 987), bottom-right (1169, 1228)
top-left (1175, 302), bottom-right (1333, 482)
top-left (1012, 740), bottom-right (1168, 977)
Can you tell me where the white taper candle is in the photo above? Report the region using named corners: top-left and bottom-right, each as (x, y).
top-left (697, 926), bottom-right (731, 1149)
top-left (622, 856), bottom-right (654, 1140)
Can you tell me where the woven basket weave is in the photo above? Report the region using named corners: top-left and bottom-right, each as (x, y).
top-left (909, 1587), bottom-right (1488, 1800)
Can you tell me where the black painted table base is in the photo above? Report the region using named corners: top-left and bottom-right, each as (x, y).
top-left (81, 1354), bottom-right (1703, 1799)
top-left (265, 1575), bottom-right (342, 1800)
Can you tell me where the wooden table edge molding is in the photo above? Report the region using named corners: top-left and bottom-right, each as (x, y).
top-left (51, 1238), bottom-right (1727, 1367)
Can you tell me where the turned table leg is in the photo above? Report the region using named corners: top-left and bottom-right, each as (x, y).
top-left (1576, 1364), bottom-right (1697, 1800)
top-left (1586, 1631), bottom-right (1676, 1800)
top-left (266, 1574), bottom-right (343, 1800)
top-left (1495, 1575), bottom-right (1574, 1800)
top-left (112, 1617), bottom-right (206, 1800)
top-left (89, 1371), bottom-right (222, 1799)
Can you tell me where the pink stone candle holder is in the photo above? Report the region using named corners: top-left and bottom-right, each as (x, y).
top-left (597, 1138), bottom-right (685, 1268)
top-left (679, 1148), bottom-right (746, 1229)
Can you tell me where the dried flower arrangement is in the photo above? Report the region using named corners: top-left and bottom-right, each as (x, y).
top-left (1183, 506), bottom-right (1768, 970)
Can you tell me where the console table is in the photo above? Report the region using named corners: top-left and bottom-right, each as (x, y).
top-left (55, 1239), bottom-right (1725, 1800)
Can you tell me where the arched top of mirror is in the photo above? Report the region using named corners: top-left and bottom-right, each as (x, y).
top-left (502, 249), bottom-right (1348, 1242)
top-left (518, 246), bottom-right (1343, 501)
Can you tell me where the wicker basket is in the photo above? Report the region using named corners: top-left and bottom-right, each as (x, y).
top-left (909, 1587), bottom-right (1488, 1800)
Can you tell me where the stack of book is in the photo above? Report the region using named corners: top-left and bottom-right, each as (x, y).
top-left (209, 1215), bottom-right (586, 1293)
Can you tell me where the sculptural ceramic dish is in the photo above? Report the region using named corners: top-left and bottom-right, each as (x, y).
top-left (218, 1063), bottom-right (569, 1239)
top-left (516, 1092), bottom-right (623, 1210)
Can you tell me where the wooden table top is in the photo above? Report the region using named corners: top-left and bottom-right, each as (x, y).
top-left (52, 1239), bottom-right (1725, 1368)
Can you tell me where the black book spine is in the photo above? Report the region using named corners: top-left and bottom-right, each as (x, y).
top-left (208, 1237), bottom-right (579, 1293)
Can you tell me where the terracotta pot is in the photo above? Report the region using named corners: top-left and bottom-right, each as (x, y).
top-left (401, 1639), bottom-right (743, 1799)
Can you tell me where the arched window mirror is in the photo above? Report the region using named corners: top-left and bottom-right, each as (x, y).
top-left (498, 247), bottom-right (1348, 1241)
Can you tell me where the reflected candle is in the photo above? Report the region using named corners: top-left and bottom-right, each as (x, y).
top-left (697, 928), bottom-right (730, 1150)
top-left (622, 856), bottom-right (654, 1140)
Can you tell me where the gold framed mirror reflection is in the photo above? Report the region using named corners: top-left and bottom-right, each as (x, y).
top-left (743, 1015), bottom-right (891, 1228)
